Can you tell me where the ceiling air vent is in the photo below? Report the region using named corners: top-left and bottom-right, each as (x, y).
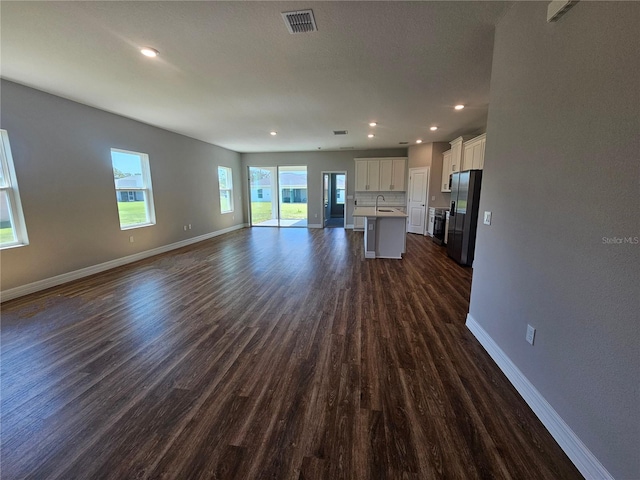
top-left (399, 142), bottom-right (409, 145)
top-left (333, 130), bottom-right (348, 135)
top-left (282, 10), bottom-right (317, 34)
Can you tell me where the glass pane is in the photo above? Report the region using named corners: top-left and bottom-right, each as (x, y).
top-left (116, 190), bottom-right (149, 227)
top-left (112, 150), bottom-right (144, 185)
top-left (336, 174), bottom-right (345, 204)
top-left (278, 166), bottom-right (307, 227)
top-left (218, 167), bottom-right (229, 190)
top-left (0, 190), bottom-right (16, 244)
top-left (249, 167), bottom-right (277, 226)
top-left (220, 190), bottom-right (232, 213)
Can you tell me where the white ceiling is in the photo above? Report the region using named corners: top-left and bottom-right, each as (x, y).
top-left (0, 1), bottom-right (510, 153)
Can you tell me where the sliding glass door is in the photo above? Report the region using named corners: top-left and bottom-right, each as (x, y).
top-left (249, 166), bottom-right (307, 227)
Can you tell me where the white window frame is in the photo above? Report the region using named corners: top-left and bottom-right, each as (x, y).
top-left (0, 130), bottom-right (29, 249)
top-left (111, 148), bottom-right (156, 230)
top-left (218, 166), bottom-right (234, 214)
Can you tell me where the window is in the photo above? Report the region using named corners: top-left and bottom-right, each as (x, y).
top-left (111, 149), bottom-right (155, 229)
top-left (336, 174), bottom-right (345, 205)
top-left (0, 130), bottom-right (29, 248)
top-left (218, 166), bottom-right (233, 213)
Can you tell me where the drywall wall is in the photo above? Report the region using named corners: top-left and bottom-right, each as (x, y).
top-left (469, 3), bottom-right (640, 478)
top-left (241, 149), bottom-right (407, 227)
top-left (0, 80), bottom-right (245, 291)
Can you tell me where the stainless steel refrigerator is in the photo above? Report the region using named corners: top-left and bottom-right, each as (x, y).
top-left (447, 170), bottom-right (482, 266)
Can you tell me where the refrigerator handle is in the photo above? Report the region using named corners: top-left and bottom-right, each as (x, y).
top-left (450, 201), bottom-right (455, 216)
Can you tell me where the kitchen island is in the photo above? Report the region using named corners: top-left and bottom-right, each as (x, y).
top-left (352, 207), bottom-right (408, 259)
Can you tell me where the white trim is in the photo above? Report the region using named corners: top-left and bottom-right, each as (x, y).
top-left (465, 314), bottom-right (614, 480)
top-left (307, 223), bottom-right (322, 229)
top-left (346, 223), bottom-right (354, 230)
top-left (364, 251), bottom-right (376, 259)
top-left (0, 224), bottom-right (247, 303)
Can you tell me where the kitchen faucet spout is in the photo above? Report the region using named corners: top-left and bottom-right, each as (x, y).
top-left (375, 194), bottom-right (385, 211)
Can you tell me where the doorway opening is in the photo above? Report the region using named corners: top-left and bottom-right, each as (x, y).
top-left (249, 166), bottom-right (308, 227)
top-left (321, 171), bottom-right (346, 228)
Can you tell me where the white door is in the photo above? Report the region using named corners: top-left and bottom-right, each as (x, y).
top-left (407, 167), bottom-right (429, 235)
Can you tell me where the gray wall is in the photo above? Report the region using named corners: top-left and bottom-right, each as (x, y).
top-left (0, 80), bottom-right (245, 291)
top-left (408, 142), bottom-right (451, 209)
top-left (469, 3), bottom-right (639, 479)
top-left (241, 149), bottom-right (407, 227)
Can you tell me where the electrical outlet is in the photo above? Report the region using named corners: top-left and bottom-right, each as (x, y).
top-left (314, 214), bottom-right (318, 218)
top-left (183, 225), bottom-right (187, 231)
top-left (483, 211), bottom-right (492, 225)
top-left (431, 196), bottom-right (435, 201)
top-left (129, 236), bottom-right (134, 243)
top-left (526, 324), bottom-right (536, 345)
top-left (188, 224), bottom-right (192, 230)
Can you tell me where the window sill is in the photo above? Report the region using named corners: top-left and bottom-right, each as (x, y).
top-left (0, 242), bottom-right (29, 250)
top-left (120, 222), bottom-right (155, 231)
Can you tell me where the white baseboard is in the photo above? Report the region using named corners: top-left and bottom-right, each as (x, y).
top-left (465, 314), bottom-right (613, 480)
top-left (1, 224), bottom-right (247, 302)
top-left (346, 224), bottom-right (354, 230)
top-left (307, 223), bottom-right (322, 229)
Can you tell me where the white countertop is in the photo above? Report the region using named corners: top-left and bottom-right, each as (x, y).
top-left (353, 206), bottom-right (408, 218)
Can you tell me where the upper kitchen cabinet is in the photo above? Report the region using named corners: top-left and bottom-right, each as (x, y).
top-left (379, 158), bottom-right (407, 191)
top-left (441, 136), bottom-right (476, 192)
top-left (441, 150), bottom-right (452, 192)
top-left (355, 158), bottom-right (407, 191)
top-left (355, 159), bottom-right (379, 191)
top-left (462, 134), bottom-right (487, 171)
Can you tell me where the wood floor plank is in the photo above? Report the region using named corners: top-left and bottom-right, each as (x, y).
top-left (0, 228), bottom-right (583, 479)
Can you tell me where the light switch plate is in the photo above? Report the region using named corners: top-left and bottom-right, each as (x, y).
top-left (526, 324), bottom-right (536, 345)
top-left (483, 211), bottom-right (492, 225)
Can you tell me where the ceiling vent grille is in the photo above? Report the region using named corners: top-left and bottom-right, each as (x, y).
top-left (282, 10), bottom-right (317, 34)
top-left (333, 130), bottom-right (348, 135)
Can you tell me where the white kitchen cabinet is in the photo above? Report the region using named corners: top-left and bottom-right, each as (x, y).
top-left (355, 159), bottom-right (380, 191)
top-left (462, 133), bottom-right (486, 170)
top-left (449, 136), bottom-right (470, 174)
top-left (427, 207), bottom-right (435, 236)
top-left (441, 150), bottom-right (452, 192)
top-left (441, 136), bottom-right (475, 192)
top-left (380, 158), bottom-right (407, 191)
top-left (356, 157), bottom-right (406, 191)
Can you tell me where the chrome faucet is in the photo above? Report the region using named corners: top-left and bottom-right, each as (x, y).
top-left (375, 194), bottom-right (385, 211)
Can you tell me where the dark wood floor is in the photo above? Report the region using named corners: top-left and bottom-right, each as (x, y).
top-left (1, 228), bottom-right (582, 480)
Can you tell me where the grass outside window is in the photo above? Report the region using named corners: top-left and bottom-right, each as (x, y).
top-left (251, 202), bottom-right (307, 224)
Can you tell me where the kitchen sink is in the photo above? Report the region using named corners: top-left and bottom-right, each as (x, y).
top-left (377, 209), bottom-right (394, 212)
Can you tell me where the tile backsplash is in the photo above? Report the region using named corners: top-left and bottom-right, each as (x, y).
top-left (355, 191), bottom-right (406, 207)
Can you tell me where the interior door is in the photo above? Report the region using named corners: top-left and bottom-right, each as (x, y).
top-left (407, 167), bottom-right (429, 234)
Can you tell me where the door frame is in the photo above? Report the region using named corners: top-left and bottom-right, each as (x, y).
top-left (320, 170), bottom-right (347, 229)
top-left (407, 167), bottom-right (430, 235)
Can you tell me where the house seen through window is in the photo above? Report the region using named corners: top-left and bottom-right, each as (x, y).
top-left (0, 130), bottom-right (29, 248)
top-left (111, 149), bottom-right (156, 229)
top-left (218, 166), bottom-right (233, 213)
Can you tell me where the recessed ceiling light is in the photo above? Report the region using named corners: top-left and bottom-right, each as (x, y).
top-left (369, 122), bottom-right (377, 127)
top-left (454, 104), bottom-right (465, 110)
top-left (367, 134), bottom-right (375, 138)
top-left (140, 47), bottom-right (159, 58)
top-left (416, 139), bottom-right (423, 144)
top-left (270, 131), bottom-right (277, 136)
top-left (430, 126), bottom-right (438, 131)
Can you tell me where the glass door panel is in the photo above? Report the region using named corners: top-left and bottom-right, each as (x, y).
top-left (278, 166), bottom-right (307, 227)
top-left (249, 166), bottom-right (278, 226)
